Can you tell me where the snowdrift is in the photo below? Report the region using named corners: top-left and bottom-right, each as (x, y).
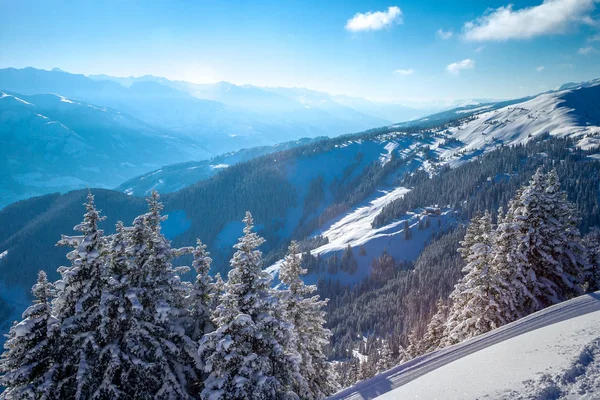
top-left (329, 291), bottom-right (600, 400)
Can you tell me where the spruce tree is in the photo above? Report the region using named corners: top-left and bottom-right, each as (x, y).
top-left (405, 328), bottom-right (422, 360)
top-left (199, 212), bottom-right (300, 400)
top-left (0, 271), bottom-right (58, 400)
top-left (279, 241), bottom-right (339, 399)
top-left (94, 220), bottom-right (135, 399)
top-left (52, 192), bottom-right (107, 398)
top-left (420, 298), bottom-right (449, 353)
top-left (186, 239), bottom-right (216, 342)
top-left (119, 191), bottom-right (198, 399)
top-left (511, 169), bottom-right (586, 311)
top-left (583, 228), bottom-right (600, 292)
top-left (444, 211), bottom-right (516, 345)
top-left (375, 338), bottom-right (395, 374)
top-left (93, 192), bottom-right (199, 399)
top-left (491, 196), bottom-right (537, 319)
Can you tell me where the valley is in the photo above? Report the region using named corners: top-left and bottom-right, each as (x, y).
top-left (1, 71), bottom-right (600, 400)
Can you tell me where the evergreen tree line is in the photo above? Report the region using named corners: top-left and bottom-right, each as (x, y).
top-left (373, 135), bottom-right (600, 232)
top-left (0, 192), bottom-right (338, 400)
top-left (322, 227), bottom-right (465, 362)
top-left (331, 169), bottom-right (600, 387)
top-left (407, 168), bottom-right (600, 357)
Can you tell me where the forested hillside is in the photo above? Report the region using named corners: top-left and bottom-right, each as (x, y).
top-left (1, 81), bottom-right (600, 398)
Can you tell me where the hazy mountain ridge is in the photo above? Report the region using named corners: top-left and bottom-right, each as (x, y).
top-left (0, 90), bottom-right (205, 208)
top-left (116, 137), bottom-right (325, 196)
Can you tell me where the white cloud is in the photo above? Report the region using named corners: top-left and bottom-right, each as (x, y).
top-left (536, 65), bottom-right (545, 71)
top-left (475, 45), bottom-right (486, 53)
top-left (394, 68), bottom-right (414, 75)
top-left (437, 29), bottom-right (453, 39)
top-left (558, 62), bottom-right (576, 69)
top-left (446, 59), bottom-right (476, 75)
top-left (463, 0), bottom-right (597, 41)
top-left (345, 6), bottom-right (403, 32)
top-left (578, 45), bottom-right (597, 54)
top-left (589, 33), bottom-right (600, 41)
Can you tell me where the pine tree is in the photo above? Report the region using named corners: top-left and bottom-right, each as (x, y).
top-left (94, 220), bottom-right (134, 399)
top-left (443, 211), bottom-right (516, 346)
top-left (0, 271), bottom-right (58, 400)
top-left (404, 328), bottom-right (422, 360)
top-left (52, 192), bottom-right (107, 398)
top-left (186, 239), bottom-right (216, 342)
top-left (511, 169), bottom-right (586, 311)
top-left (491, 196), bottom-right (537, 319)
top-left (93, 192), bottom-right (199, 399)
top-left (121, 191), bottom-right (198, 399)
top-left (199, 212), bottom-right (300, 400)
top-left (420, 299), bottom-right (449, 353)
top-left (279, 241), bottom-right (339, 399)
top-left (212, 273), bottom-right (225, 309)
top-left (583, 228), bottom-right (600, 292)
top-left (375, 338), bottom-right (395, 374)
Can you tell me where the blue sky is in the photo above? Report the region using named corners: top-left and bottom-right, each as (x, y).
top-left (1, 0), bottom-right (600, 101)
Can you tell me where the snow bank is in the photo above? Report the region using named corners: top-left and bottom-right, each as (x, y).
top-left (329, 291), bottom-right (600, 400)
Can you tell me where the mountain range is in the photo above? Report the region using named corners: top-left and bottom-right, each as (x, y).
top-left (0, 67), bottom-right (461, 208)
top-left (1, 78), bottom-right (599, 343)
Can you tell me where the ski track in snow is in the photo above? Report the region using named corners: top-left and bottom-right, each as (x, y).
top-left (329, 292), bottom-right (600, 400)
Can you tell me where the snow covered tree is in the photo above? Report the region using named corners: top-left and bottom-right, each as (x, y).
top-left (92, 220), bottom-right (135, 400)
top-left (116, 191), bottom-right (198, 399)
top-left (404, 328), bottom-right (422, 360)
top-left (279, 241), bottom-right (339, 399)
top-left (0, 271), bottom-right (58, 400)
top-left (490, 196), bottom-right (537, 320)
top-left (420, 298), bottom-right (449, 353)
top-left (52, 192), bottom-right (108, 398)
top-left (212, 273), bottom-right (225, 309)
top-left (358, 349), bottom-right (377, 381)
top-left (199, 212), bottom-right (300, 400)
top-left (375, 338), bottom-right (395, 374)
top-left (92, 192), bottom-right (199, 399)
top-left (509, 169), bottom-right (586, 312)
top-left (583, 228), bottom-right (600, 292)
top-left (186, 239), bottom-right (216, 342)
top-left (443, 211), bottom-right (517, 346)
top-left (457, 211), bottom-right (483, 266)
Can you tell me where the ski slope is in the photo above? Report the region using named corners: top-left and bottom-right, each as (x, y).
top-left (329, 292), bottom-right (600, 400)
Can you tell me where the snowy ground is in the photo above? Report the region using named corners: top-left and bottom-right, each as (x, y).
top-left (266, 185), bottom-right (457, 285)
top-left (311, 186), bottom-right (410, 254)
top-left (329, 292), bottom-right (600, 400)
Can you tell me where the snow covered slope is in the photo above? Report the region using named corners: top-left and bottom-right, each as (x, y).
top-left (330, 292), bottom-right (600, 400)
top-left (429, 83), bottom-right (600, 168)
top-left (264, 83), bottom-right (600, 284)
top-left (266, 185), bottom-right (458, 286)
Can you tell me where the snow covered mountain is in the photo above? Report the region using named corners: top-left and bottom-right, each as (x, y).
top-left (0, 90), bottom-right (206, 208)
top-left (0, 67), bottom-right (393, 157)
top-left (264, 82), bottom-right (600, 282)
top-left (329, 291), bottom-right (600, 400)
top-left (0, 77), bottom-right (599, 355)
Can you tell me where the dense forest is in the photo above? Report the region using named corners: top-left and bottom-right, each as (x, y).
top-left (0, 121), bottom-right (446, 289)
top-left (1, 108), bottom-right (600, 397)
top-left (2, 167), bottom-right (599, 398)
top-left (0, 194), bottom-right (337, 399)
